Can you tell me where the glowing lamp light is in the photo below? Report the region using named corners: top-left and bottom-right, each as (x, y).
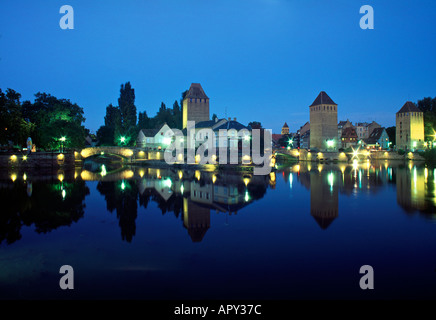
top-left (327, 140), bottom-right (334, 147)
top-left (244, 135), bottom-right (251, 141)
top-left (101, 164), bottom-right (107, 177)
top-left (22, 155), bottom-right (27, 161)
top-left (244, 191), bottom-right (250, 202)
top-left (163, 137), bottom-right (172, 145)
top-left (163, 178), bottom-right (172, 188)
top-left (121, 181), bottom-right (126, 191)
top-left (10, 155), bottom-right (17, 162)
top-left (120, 136), bottom-right (126, 143)
top-left (412, 141), bottom-right (417, 148)
top-left (10, 174), bottom-right (17, 182)
top-left (62, 189), bottom-right (66, 200)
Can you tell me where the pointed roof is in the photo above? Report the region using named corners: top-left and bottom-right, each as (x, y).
top-left (397, 101), bottom-right (421, 114)
top-left (310, 91), bottom-right (337, 107)
top-left (184, 83), bottom-right (209, 100)
top-left (282, 122), bottom-right (289, 128)
top-left (312, 215), bottom-right (337, 230)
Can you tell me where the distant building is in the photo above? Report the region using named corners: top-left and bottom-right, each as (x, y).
top-left (281, 122), bottom-right (289, 135)
top-left (364, 127), bottom-right (390, 149)
top-left (309, 91), bottom-right (338, 151)
top-left (191, 117), bottom-right (250, 151)
top-left (85, 134), bottom-right (98, 147)
top-left (396, 101), bottom-right (425, 151)
top-left (182, 83), bottom-right (210, 129)
top-left (338, 119), bottom-right (354, 141)
top-left (272, 134), bottom-right (283, 147)
top-left (300, 130), bottom-right (310, 149)
top-left (299, 121), bottom-right (310, 136)
top-left (355, 121), bottom-right (381, 140)
top-left (340, 127), bottom-right (358, 149)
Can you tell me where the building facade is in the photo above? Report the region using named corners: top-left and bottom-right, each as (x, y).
top-left (309, 91), bottom-right (338, 151)
top-left (340, 127), bottom-right (358, 149)
top-left (355, 121), bottom-right (381, 140)
top-left (396, 101), bottom-right (425, 151)
top-left (182, 83), bottom-right (210, 129)
top-left (364, 127), bottom-right (390, 149)
top-left (337, 119), bottom-right (354, 141)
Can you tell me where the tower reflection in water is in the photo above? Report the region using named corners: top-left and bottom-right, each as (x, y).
top-left (94, 168), bottom-right (271, 243)
top-left (1, 161), bottom-right (435, 246)
top-left (284, 161), bottom-right (436, 230)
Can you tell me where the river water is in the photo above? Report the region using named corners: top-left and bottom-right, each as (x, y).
top-left (0, 161), bottom-right (435, 299)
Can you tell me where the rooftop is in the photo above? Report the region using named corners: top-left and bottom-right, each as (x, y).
top-left (184, 83), bottom-right (209, 100)
top-left (310, 91), bottom-right (337, 107)
top-left (397, 101), bottom-right (422, 114)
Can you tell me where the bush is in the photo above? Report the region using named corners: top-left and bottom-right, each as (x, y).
top-left (398, 149), bottom-right (405, 155)
top-left (421, 149), bottom-right (436, 162)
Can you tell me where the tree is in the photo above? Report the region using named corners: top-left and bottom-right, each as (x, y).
top-left (417, 97), bottom-right (436, 141)
top-left (172, 100), bottom-right (182, 129)
top-left (248, 121), bottom-right (262, 129)
top-left (137, 111), bottom-right (150, 129)
top-left (118, 82), bottom-right (137, 132)
top-left (1, 89), bottom-right (86, 150)
top-left (386, 126), bottom-right (396, 146)
top-left (31, 93), bottom-right (86, 150)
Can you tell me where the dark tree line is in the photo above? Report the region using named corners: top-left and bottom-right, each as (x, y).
top-left (417, 97), bottom-right (436, 141)
top-left (97, 82), bottom-right (184, 146)
top-left (0, 88), bottom-right (87, 150)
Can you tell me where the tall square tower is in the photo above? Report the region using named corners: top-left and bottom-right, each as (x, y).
top-left (309, 91), bottom-right (338, 151)
top-left (396, 101), bottom-right (424, 151)
top-left (183, 83), bottom-right (210, 129)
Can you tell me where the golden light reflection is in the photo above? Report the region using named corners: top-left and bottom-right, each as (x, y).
top-left (243, 177), bottom-right (250, 186)
top-left (139, 169), bottom-right (145, 178)
top-left (10, 173), bottom-right (17, 182)
top-left (212, 174), bottom-right (217, 184)
top-left (23, 173), bottom-right (27, 181)
top-left (269, 172), bottom-right (276, 182)
top-left (178, 170), bottom-right (183, 180)
top-left (318, 164), bottom-right (323, 173)
top-left (195, 170), bottom-right (201, 181)
top-left (58, 173), bottom-right (64, 182)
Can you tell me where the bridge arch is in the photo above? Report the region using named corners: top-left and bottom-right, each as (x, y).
top-left (78, 147), bottom-right (134, 159)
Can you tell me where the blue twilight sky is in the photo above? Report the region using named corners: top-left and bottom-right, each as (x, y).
top-left (0, 0), bottom-right (435, 133)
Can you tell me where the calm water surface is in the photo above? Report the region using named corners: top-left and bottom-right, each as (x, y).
top-left (1, 161), bottom-right (435, 299)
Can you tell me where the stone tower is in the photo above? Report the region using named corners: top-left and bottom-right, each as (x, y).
top-left (183, 83), bottom-right (210, 129)
top-left (309, 91), bottom-right (338, 151)
top-left (281, 122), bottom-right (289, 135)
top-left (396, 101), bottom-right (424, 151)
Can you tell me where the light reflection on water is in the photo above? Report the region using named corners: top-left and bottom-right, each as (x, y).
top-left (0, 161), bottom-right (435, 299)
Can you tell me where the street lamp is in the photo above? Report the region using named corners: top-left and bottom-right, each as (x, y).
top-left (120, 136), bottom-right (126, 144)
top-left (60, 136), bottom-right (66, 153)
